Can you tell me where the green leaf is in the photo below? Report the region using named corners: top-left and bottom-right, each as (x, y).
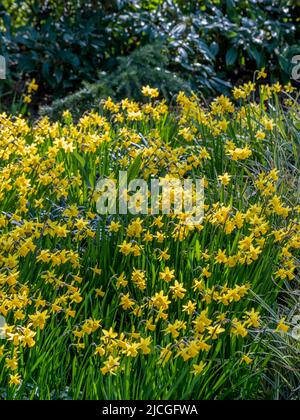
top-left (73, 151), bottom-right (85, 168)
top-left (226, 47), bottom-right (238, 66)
top-left (127, 153), bottom-right (142, 182)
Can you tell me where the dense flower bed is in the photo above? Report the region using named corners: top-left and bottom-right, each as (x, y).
top-left (0, 78), bottom-right (299, 399)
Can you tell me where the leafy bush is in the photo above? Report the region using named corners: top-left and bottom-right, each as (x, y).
top-left (0, 1), bottom-right (110, 96)
top-left (154, 0), bottom-right (300, 90)
top-left (0, 0), bottom-right (299, 109)
top-left (40, 43), bottom-right (191, 120)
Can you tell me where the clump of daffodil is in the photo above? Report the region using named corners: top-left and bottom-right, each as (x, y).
top-left (0, 78), bottom-right (298, 399)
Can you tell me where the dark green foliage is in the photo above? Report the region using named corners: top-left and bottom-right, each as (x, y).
top-left (104, 43), bottom-right (192, 100)
top-left (144, 0), bottom-right (300, 91)
top-left (39, 80), bottom-right (111, 121)
top-left (40, 43), bottom-right (192, 120)
top-left (0, 0), bottom-right (299, 111)
top-left (0, 1), bottom-right (109, 95)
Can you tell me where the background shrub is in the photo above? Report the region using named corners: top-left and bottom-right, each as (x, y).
top-left (40, 43), bottom-right (191, 120)
top-left (0, 0), bottom-right (299, 112)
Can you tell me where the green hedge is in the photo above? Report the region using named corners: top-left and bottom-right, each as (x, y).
top-left (1, 0), bottom-right (299, 110)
